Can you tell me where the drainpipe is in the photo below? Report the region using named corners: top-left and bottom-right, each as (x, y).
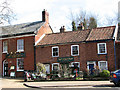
top-left (34, 45), bottom-right (36, 71)
top-left (114, 39), bottom-right (117, 70)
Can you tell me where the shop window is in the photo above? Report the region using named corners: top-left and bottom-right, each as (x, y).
top-left (17, 58), bottom-right (24, 71)
top-left (52, 46), bottom-right (59, 57)
top-left (3, 41), bottom-right (8, 53)
top-left (52, 63), bottom-right (59, 71)
top-left (98, 61), bottom-right (108, 71)
top-left (17, 39), bottom-right (24, 52)
top-left (97, 43), bottom-right (107, 54)
top-left (71, 45), bottom-right (79, 56)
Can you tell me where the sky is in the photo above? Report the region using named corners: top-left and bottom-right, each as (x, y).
top-left (1, 0), bottom-right (120, 32)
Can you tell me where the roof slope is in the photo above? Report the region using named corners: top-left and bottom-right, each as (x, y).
top-left (38, 30), bottom-right (90, 45)
top-left (38, 26), bottom-right (116, 46)
top-left (0, 21), bottom-right (45, 37)
top-left (86, 26), bottom-right (115, 41)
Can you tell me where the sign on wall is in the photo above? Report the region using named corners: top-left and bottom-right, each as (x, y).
top-left (57, 57), bottom-right (74, 63)
top-left (6, 52), bottom-right (25, 58)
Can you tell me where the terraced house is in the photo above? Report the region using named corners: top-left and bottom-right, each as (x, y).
top-left (36, 25), bottom-right (119, 76)
top-left (0, 10), bottom-right (52, 77)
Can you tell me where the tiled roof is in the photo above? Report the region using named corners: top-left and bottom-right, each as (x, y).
top-left (86, 26), bottom-right (115, 41)
top-left (0, 21), bottom-right (45, 37)
top-left (38, 30), bottom-right (90, 45)
top-left (38, 26), bottom-right (115, 46)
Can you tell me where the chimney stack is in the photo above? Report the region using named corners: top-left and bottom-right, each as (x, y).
top-left (42, 9), bottom-right (49, 24)
top-left (60, 26), bottom-right (65, 33)
top-left (77, 23), bottom-right (84, 30)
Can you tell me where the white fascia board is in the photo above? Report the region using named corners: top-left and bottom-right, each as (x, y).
top-left (113, 24), bottom-right (118, 41)
top-left (35, 34), bottom-right (45, 46)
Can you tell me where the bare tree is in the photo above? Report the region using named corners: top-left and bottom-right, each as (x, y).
top-left (105, 12), bottom-right (118, 26)
top-left (68, 9), bottom-right (98, 30)
top-left (0, 0), bottom-right (15, 25)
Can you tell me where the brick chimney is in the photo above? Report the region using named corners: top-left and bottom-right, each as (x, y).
top-left (60, 26), bottom-right (65, 33)
top-left (42, 9), bottom-right (49, 24)
top-left (77, 23), bottom-right (84, 30)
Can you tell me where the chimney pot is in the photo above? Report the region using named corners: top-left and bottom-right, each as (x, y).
top-left (60, 26), bottom-right (65, 33)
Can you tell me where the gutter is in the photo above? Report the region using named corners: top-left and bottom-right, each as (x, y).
top-left (37, 39), bottom-right (114, 47)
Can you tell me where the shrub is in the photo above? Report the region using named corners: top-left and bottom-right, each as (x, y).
top-left (100, 70), bottom-right (110, 77)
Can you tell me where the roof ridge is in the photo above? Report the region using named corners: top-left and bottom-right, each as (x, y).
top-left (92, 25), bottom-right (115, 30)
top-left (46, 29), bottom-right (90, 35)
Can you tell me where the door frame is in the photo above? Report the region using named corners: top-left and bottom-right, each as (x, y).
top-left (87, 61), bottom-right (96, 70)
top-left (3, 60), bottom-right (8, 77)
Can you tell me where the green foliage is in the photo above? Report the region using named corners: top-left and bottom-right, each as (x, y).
top-left (36, 62), bottom-right (46, 74)
top-left (72, 21), bottom-right (77, 31)
top-left (100, 70), bottom-right (110, 77)
top-left (88, 17), bottom-right (97, 29)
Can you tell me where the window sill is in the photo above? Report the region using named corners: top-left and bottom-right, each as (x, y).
top-left (17, 50), bottom-right (24, 52)
top-left (2, 51), bottom-right (8, 54)
top-left (52, 56), bottom-right (59, 57)
top-left (98, 53), bottom-right (107, 55)
top-left (71, 54), bottom-right (79, 56)
top-left (17, 70), bottom-right (24, 72)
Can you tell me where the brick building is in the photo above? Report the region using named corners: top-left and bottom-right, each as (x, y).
top-left (36, 25), bottom-right (118, 75)
top-left (0, 10), bottom-right (52, 77)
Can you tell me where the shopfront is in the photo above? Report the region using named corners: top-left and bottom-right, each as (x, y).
top-left (3, 52), bottom-right (25, 77)
top-left (52, 57), bottom-right (80, 77)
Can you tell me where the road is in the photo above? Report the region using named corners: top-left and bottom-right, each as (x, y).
top-left (0, 78), bottom-right (120, 90)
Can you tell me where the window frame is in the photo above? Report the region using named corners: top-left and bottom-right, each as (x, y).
top-left (17, 58), bottom-right (24, 71)
top-left (52, 63), bottom-right (59, 71)
top-left (3, 40), bottom-right (8, 53)
top-left (52, 46), bottom-right (59, 57)
top-left (71, 62), bottom-right (80, 69)
top-left (71, 45), bottom-right (79, 56)
top-left (97, 43), bottom-right (107, 54)
top-left (17, 39), bottom-right (24, 52)
top-left (98, 61), bottom-right (108, 71)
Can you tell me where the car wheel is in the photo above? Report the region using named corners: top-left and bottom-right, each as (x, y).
top-left (114, 82), bottom-right (120, 86)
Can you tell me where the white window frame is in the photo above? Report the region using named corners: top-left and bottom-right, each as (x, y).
top-left (3, 41), bottom-right (8, 53)
top-left (87, 61), bottom-right (96, 70)
top-left (45, 64), bottom-right (50, 74)
top-left (17, 39), bottom-right (24, 52)
top-left (71, 62), bottom-right (80, 69)
top-left (71, 45), bottom-right (79, 56)
top-left (17, 58), bottom-right (24, 71)
top-left (52, 63), bottom-right (59, 71)
top-left (98, 61), bottom-right (108, 71)
top-left (97, 43), bottom-right (107, 54)
top-left (52, 46), bottom-right (59, 57)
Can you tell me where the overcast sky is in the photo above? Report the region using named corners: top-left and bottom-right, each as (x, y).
top-left (3, 0), bottom-right (120, 32)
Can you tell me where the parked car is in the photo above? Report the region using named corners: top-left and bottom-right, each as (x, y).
top-left (110, 69), bottom-right (120, 86)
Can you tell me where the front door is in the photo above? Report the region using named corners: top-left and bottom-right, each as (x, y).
top-left (4, 61), bottom-right (8, 77)
top-left (89, 64), bottom-right (94, 75)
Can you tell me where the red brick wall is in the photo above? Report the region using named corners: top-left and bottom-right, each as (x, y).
top-left (36, 40), bottom-right (115, 72)
top-left (2, 35), bottom-right (35, 77)
top-left (116, 42), bottom-right (120, 69)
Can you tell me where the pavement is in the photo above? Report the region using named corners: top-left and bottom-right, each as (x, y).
top-left (0, 78), bottom-right (117, 88)
top-left (23, 80), bottom-right (114, 88)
